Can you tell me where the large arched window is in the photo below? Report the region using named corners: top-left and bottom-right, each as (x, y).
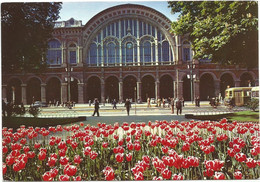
top-left (162, 41), bottom-right (169, 62)
top-left (107, 42), bottom-right (116, 64)
top-left (89, 43), bottom-right (97, 65)
top-left (126, 42), bottom-right (133, 63)
top-left (144, 41), bottom-right (151, 63)
top-left (47, 39), bottom-right (62, 65)
top-left (183, 40), bottom-right (191, 62)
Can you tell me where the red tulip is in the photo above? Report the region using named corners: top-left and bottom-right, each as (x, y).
top-left (126, 153), bottom-right (132, 161)
top-left (38, 151), bottom-right (46, 161)
top-left (214, 172), bottom-right (225, 180)
top-left (47, 157), bottom-right (57, 167)
top-left (64, 165), bottom-right (77, 176)
top-left (50, 168), bottom-right (59, 178)
top-left (246, 158), bottom-right (257, 168)
top-left (162, 168), bottom-right (172, 179)
top-left (84, 147), bottom-right (92, 156)
top-left (234, 171), bottom-right (242, 179)
top-left (73, 176), bottom-right (82, 181)
top-left (60, 156), bottom-right (69, 165)
top-left (58, 141), bottom-right (67, 149)
top-left (115, 153), bottom-right (124, 163)
top-left (182, 142), bottom-right (190, 151)
top-left (59, 174), bottom-right (70, 181)
top-left (42, 171), bottom-right (53, 181)
top-left (134, 171), bottom-right (144, 180)
top-left (3, 146), bottom-right (8, 154)
top-left (34, 143), bottom-right (41, 149)
top-left (103, 166), bottom-right (115, 181)
top-left (172, 174), bottom-right (184, 180)
top-left (235, 153), bottom-right (247, 162)
top-left (90, 151), bottom-right (98, 160)
top-left (153, 176), bottom-right (163, 180)
top-left (162, 146), bottom-right (169, 154)
top-left (134, 143), bottom-right (141, 151)
top-left (3, 163), bottom-right (7, 175)
top-left (102, 142), bottom-right (108, 148)
top-left (74, 155), bottom-right (82, 164)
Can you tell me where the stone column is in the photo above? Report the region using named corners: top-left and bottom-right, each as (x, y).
top-left (235, 80), bottom-right (240, 87)
top-left (214, 80), bottom-right (221, 97)
top-left (177, 81), bottom-right (183, 99)
top-left (62, 47), bottom-right (67, 67)
top-left (77, 83), bottom-right (84, 104)
top-left (137, 40), bottom-right (140, 66)
top-left (101, 81), bottom-right (105, 104)
top-left (137, 82), bottom-right (142, 101)
top-left (119, 81), bottom-right (123, 103)
top-left (41, 83), bottom-right (47, 103)
top-left (2, 85), bottom-right (7, 101)
top-left (155, 81), bottom-right (160, 101)
top-left (77, 46), bottom-right (83, 66)
top-left (21, 84), bottom-right (27, 104)
top-left (61, 83), bottom-right (68, 103)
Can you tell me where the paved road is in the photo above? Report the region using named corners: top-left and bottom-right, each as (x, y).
top-left (24, 101), bottom-right (248, 125)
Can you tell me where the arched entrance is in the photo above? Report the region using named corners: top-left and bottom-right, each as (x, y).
top-left (70, 79), bottom-right (78, 103)
top-left (105, 76), bottom-right (119, 102)
top-left (160, 75), bottom-right (173, 99)
top-left (141, 75), bottom-right (155, 101)
top-left (183, 75), bottom-right (191, 101)
top-left (220, 73), bottom-right (234, 98)
top-left (7, 78), bottom-right (22, 104)
top-left (123, 76), bottom-right (137, 101)
top-left (27, 78), bottom-right (41, 104)
top-left (200, 74), bottom-right (215, 100)
top-left (240, 72), bottom-right (255, 87)
top-left (46, 77), bottom-right (61, 103)
top-left (86, 76), bottom-right (101, 102)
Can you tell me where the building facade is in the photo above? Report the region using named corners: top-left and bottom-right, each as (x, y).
top-left (2, 4), bottom-right (259, 105)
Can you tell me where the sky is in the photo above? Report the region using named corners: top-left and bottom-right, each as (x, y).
top-left (58, 1), bottom-right (179, 25)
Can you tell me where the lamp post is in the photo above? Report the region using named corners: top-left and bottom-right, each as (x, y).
top-left (187, 61), bottom-right (196, 104)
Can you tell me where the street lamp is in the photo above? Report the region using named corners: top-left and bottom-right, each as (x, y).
top-left (134, 86), bottom-right (137, 115)
top-left (187, 61), bottom-right (196, 104)
top-left (65, 64), bottom-right (73, 102)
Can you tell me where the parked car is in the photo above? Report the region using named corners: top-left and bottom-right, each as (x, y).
top-left (32, 101), bottom-right (48, 108)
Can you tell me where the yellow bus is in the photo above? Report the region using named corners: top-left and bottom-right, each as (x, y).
top-left (251, 86), bottom-right (259, 100)
top-left (224, 87), bottom-right (252, 106)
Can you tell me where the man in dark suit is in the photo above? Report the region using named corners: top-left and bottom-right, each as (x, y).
top-left (176, 98), bottom-right (182, 115)
top-left (124, 99), bottom-right (131, 116)
top-left (92, 98), bottom-right (100, 117)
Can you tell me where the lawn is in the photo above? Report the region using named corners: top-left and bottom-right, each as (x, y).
top-left (190, 111), bottom-right (259, 122)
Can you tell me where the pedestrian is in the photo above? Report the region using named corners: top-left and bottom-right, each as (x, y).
top-left (176, 98), bottom-right (182, 115)
top-left (92, 98), bottom-right (100, 117)
top-left (170, 98), bottom-right (175, 114)
top-left (112, 99), bottom-right (117, 109)
top-left (181, 97), bottom-right (185, 107)
top-left (197, 96), bottom-right (200, 107)
top-left (124, 98), bottom-right (131, 116)
top-left (89, 100), bottom-right (91, 106)
top-left (147, 97), bottom-right (151, 108)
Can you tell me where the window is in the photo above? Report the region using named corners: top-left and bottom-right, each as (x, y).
top-left (107, 42), bottom-right (116, 64)
top-left (90, 43), bottom-right (97, 64)
top-left (69, 43), bottom-right (77, 64)
top-left (183, 48), bottom-right (190, 61)
top-left (126, 42), bottom-right (133, 63)
top-left (162, 41), bottom-right (169, 62)
top-left (144, 41), bottom-right (151, 62)
top-left (47, 39), bottom-right (62, 65)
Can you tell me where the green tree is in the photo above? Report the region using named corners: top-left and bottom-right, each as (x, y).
top-left (1, 2), bottom-right (62, 73)
top-left (168, 1), bottom-right (258, 67)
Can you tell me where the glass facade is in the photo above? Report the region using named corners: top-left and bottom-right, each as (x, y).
top-left (86, 18), bottom-right (173, 66)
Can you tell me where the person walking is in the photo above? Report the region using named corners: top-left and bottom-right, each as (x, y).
top-left (92, 98), bottom-right (100, 117)
top-left (124, 99), bottom-right (131, 116)
top-left (197, 96), bottom-right (200, 107)
top-left (112, 99), bottom-right (117, 109)
top-left (2, 99), bottom-right (6, 117)
top-left (147, 97), bottom-right (151, 108)
top-left (170, 98), bottom-right (175, 114)
top-left (176, 98), bottom-right (182, 115)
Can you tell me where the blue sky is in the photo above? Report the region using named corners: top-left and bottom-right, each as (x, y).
top-left (58, 1), bottom-right (179, 25)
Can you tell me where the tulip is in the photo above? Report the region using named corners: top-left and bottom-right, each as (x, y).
top-left (38, 151), bottom-right (46, 161)
top-left (234, 171), bottom-right (242, 179)
top-left (246, 158), bottom-right (257, 168)
top-left (214, 172), bottom-right (225, 180)
top-left (162, 168), bottom-right (172, 179)
top-left (3, 163), bottom-right (7, 175)
top-left (42, 171), bottom-right (53, 181)
top-left (102, 142), bottom-right (108, 148)
top-left (60, 156), bottom-right (69, 165)
top-left (74, 155), bottom-right (82, 164)
top-left (126, 153), bottom-right (132, 161)
top-left (59, 174), bottom-right (70, 181)
top-left (172, 174), bottom-right (184, 180)
top-left (47, 157), bottom-right (57, 167)
top-left (103, 166), bottom-right (115, 181)
top-left (115, 153), bottom-right (124, 163)
top-left (90, 151), bottom-right (98, 160)
top-left (64, 165), bottom-right (77, 176)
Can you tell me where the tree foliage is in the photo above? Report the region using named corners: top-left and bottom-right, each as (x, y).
top-left (168, 1), bottom-right (258, 67)
top-left (1, 2), bottom-right (62, 73)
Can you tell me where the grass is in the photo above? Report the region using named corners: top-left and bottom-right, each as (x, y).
top-left (2, 116), bottom-right (86, 129)
top-left (190, 110), bottom-right (259, 122)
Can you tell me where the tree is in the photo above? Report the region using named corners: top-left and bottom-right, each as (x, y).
top-left (168, 1), bottom-right (258, 67)
top-left (1, 2), bottom-right (62, 73)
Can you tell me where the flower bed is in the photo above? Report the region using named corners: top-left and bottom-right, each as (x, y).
top-left (2, 119), bottom-right (260, 181)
